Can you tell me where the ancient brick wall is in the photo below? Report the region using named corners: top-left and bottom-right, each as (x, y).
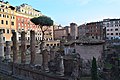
top-left (75, 44), bottom-right (103, 61)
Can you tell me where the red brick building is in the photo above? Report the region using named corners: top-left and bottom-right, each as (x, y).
top-left (54, 29), bottom-right (67, 40)
top-left (78, 22), bottom-right (103, 40)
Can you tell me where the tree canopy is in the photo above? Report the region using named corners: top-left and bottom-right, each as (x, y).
top-left (30, 16), bottom-right (53, 26)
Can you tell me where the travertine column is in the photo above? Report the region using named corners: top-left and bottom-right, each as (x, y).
top-left (5, 41), bottom-right (11, 61)
top-left (50, 49), bottom-right (55, 60)
top-left (42, 49), bottom-right (49, 72)
top-left (0, 29), bottom-right (4, 61)
top-left (21, 31), bottom-right (26, 64)
top-left (30, 30), bottom-right (36, 65)
top-left (12, 32), bottom-right (18, 63)
top-left (58, 56), bottom-right (64, 76)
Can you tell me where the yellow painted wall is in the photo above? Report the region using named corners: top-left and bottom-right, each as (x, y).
top-left (0, 2), bottom-right (16, 41)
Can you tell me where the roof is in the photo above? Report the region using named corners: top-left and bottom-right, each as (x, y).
top-left (86, 21), bottom-right (102, 25)
top-left (64, 36), bottom-right (105, 45)
top-left (103, 19), bottom-right (120, 22)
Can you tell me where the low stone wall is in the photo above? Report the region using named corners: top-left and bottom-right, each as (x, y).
top-left (0, 62), bottom-right (68, 80)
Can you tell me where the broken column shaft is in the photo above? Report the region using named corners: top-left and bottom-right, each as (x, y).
top-left (42, 49), bottom-right (49, 71)
top-left (12, 32), bottom-right (18, 63)
top-left (57, 56), bottom-right (64, 76)
top-left (21, 31), bottom-right (26, 64)
top-left (50, 49), bottom-right (55, 61)
top-left (30, 30), bottom-right (36, 65)
top-left (0, 29), bottom-right (4, 61)
top-left (0, 29), bottom-right (4, 60)
top-left (5, 41), bottom-right (11, 61)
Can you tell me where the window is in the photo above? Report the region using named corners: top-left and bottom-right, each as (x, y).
top-left (107, 33), bottom-right (109, 35)
top-left (7, 29), bottom-right (9, 33)
top-left (3, 29), bottom-right (5, 33)
top-left (111, 33), bottom-right (113, 35)
top-left (6, 21), bottom-right (8, 25)
top-left (115, 28), bottom-right (118, 31)
top-left (11, 22), bottom-right (14, 25)
top-left (116, 33), bottom-right (118, 35)
top-left (111, 37), bottom-right (113, 39)
top-left (1, 20), bottom-right (4, 24)
top-left (54, 44), bottom-right (56, 46)
top-left (19, 37), bottom-right (21, 41)
top-left (46, 44), bottom-right (49, 46)
top-left (3, 37), bottom-right (5, 41)
top-left (22, 29), bottom-right (24, 31)
top-left (107, 29), bottom-right (109, 31)
top-left (7, 15), bottom-right (9, 18)
top-left (57, 43), bottom-right (59, 46)
top-left (110, 29), bottom-right (113, 31)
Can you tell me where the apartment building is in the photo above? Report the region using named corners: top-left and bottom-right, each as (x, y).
top-left (103, 19), bottom-right (120, 40)
top-left (16, 4), bottom-right (54, 41)
top-left (16, 4), bottom-right (42, 41)
top-left (54, 28), bottom-right (67, 40)
top-left (0, 1), bottom-right (16, 41)
top-left (78, 24), bottom-right (89, 38)
top-left (78, 22), bottom-right (103, 40)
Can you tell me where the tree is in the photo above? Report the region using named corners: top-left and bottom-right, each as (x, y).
top-left (30, 16), bottom-right (53, 41)
top-left (30, 16), bottom-right (53, 70)
top-left (91, 57), bottom-right (98, 80)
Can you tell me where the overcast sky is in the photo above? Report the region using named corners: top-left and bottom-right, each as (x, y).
top-left (7, 0), bottom-right (120, 26)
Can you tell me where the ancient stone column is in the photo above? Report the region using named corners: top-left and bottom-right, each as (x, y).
top-left (58, 56), bottom-right (64, 76)
top-left (21, 31), bottom-right (26, 64)
top-left (30, 30), bottom-right (36, 65)
top-left (5, 41), bottom-right (11, 62)
top-left (50, 49), bottom-right (55, 61)
top-left (42, 49), bottom-right (49, 72)
top-left (0, 29), bottom-right (4, 61)
top-left (12, 32), bottom-right (18, 63)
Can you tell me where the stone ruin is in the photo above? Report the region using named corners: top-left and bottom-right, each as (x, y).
top-left (0, 29), bottom-right (83, 80)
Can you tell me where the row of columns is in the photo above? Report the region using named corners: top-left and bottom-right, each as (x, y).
top-left (0, 30), bottom-right (36, 65)
top-left (0, 30), bottom-right (64, 75)
top-left (12, 31), bottom-right (36, 64)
